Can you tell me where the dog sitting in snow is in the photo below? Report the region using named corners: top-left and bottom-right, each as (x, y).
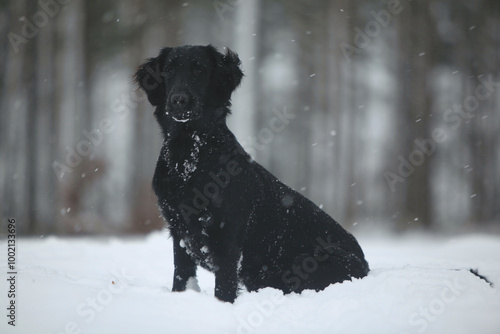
top-left (134, 45), bottom-right (369, 302)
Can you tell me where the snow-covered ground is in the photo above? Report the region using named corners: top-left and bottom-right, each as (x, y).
top-left (1, 230), bottom-right (499, 334)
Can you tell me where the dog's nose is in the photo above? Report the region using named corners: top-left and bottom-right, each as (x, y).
top-left (171, 93), bottom-right (190, 106)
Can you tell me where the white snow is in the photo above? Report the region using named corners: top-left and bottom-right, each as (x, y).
top-left (186, 277), bottom-right (201, 293)
top-left (1, 231), bottom-right (499, 334)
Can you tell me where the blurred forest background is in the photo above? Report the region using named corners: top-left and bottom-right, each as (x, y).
top-left (0, 0), bottom-right (499, 235)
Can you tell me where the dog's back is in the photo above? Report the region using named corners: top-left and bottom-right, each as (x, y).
top-left (227, 152), bottom-right (369, 293)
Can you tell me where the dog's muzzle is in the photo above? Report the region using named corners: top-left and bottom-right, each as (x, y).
top-left (167, 91), bottom-right (200, 122)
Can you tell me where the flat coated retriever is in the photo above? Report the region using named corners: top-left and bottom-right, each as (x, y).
top-left (134, 45), bottom-right (369, 302)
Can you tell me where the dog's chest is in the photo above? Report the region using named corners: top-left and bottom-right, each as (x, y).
top-left (162, 132), bottom-right (203, 182)
top-left (164, 204), bottom-right (217, 271)
top-left (178, 216), bottom-right (216, 270)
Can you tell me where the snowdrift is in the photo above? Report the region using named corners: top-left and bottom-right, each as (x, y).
top-left (1, 231), bottom-right (499, 334)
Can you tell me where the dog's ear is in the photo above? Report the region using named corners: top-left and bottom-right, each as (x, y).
top-left (134, 47), bottom-right (171, 106)
top-left (210, 45), bottom-right (243, 106)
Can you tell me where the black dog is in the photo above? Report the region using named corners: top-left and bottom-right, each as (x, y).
top-left (134, 45), bottom-right (369, 302)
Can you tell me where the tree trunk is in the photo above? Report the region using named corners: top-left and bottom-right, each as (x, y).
top-left (398, 1), bottom-right (435, 229)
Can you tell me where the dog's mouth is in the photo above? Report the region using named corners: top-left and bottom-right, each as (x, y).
top-left (166, 109), bottom-right (201, 123)
top-left (172, 115), bottom-right (190, 123)
top-left (172, 112), bottom-right (192, 123)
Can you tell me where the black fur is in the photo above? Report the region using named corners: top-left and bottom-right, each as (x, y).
top-left (135, 45), bottom-right (369, 302)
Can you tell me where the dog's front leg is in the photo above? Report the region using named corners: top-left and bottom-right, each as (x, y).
top-left (213, 248), bottom-right (240, 303)
top-left (171, 234), bottom-right (197, 292)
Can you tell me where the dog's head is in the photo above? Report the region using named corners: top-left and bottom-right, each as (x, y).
top-left (134, 45), bottom-right (243, 124)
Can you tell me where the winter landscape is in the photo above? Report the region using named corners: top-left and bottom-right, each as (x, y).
top-left (1, 230), bottom-right (499, 334)
top-left (1, 1), bottom-right (500, 333)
